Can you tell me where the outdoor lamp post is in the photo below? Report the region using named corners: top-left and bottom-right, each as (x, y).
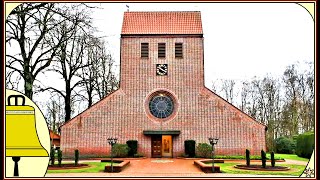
top-left (107, 137), bottom-right (118, 172)
top-left (209, 137), bottom-right (219, 173)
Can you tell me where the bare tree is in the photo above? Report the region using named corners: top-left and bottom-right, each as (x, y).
top-left (94, 54), bottom-right (119, 100)
top-left (240, 80), bottom-right (250, 112)
top-left (5, 71), bottom-right (21, 90)
top-left (305, 62), bottom-right (315, 131)
top-left (43, 30), bottom-right (89, 122)
top-left (295, 62), bottom-right (314, 132)
top-left (210, 61), bottom-right (314, 151)
top-left (281, 64), bottom-right (300, 136)
top-left (6, 3), bottom-right (76, 99)
top-left (78, 37), bottom-right (119, 108)
top-left (261, 76), bottom-right (281, 151)
top-left (211, 80), bottom-right (218, 93)
top-left (221, 79), bottom-right (236, 104)
top-left (40, 4), bottom-right (94, 122)
top-left (45, 93), bottom-right (64, 133)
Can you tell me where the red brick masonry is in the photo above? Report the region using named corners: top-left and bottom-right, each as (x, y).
top-left (61, 12), bottom-right (266, 157)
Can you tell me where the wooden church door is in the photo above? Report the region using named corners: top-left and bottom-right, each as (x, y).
top-left (152, 136), bottom-right (162, 158)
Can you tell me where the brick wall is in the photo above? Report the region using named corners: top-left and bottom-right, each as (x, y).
top-left (60, 36), bottom-right (266, 157)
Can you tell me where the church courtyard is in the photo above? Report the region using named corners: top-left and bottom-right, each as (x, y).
top-left (46, 157), bottom-right (307, 177)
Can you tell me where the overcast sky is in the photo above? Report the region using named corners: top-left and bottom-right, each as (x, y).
top-left (90, 2), bottom-right (314, 87)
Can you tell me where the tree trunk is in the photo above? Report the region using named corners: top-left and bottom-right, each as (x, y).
top-left (65, 82), bottom-right (71, 122)
top-left (24, 66), bottom-right (34, 100)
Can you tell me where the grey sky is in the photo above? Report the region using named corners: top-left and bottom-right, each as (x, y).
top-left (90, 2), bottom-right (314, 87)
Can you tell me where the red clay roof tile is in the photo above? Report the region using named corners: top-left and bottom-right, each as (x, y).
top-left (121, 11), bottom-right (203, 35)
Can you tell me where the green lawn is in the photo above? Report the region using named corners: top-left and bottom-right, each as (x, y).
top-left (47, 162), bottom-right (119, 173)
top-left (214, 155), bottom-right (284, 160)
top-left (217, 163), bottom-right (306, 176)
top-left (267, 153), bottom-right (309, 162)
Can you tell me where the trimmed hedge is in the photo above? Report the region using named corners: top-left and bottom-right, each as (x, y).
top-left (261, 150), bottom-right (266, 168)
top-left (274, 136), bottom-right (295, 154)
top-left (112, 144), bottom-right (129, 158)
top-left (50, 147), bottom-right (55, 165)
top-left (75, 149), bottom-right (79, 166)
top-left (184, 140), bottom-right (196, 158)
top-left (271, 151), bottom-right (275, 167)
top-left (126, 140), bottom-right (138, 157)
top-left (296, 131), bottom-right (314, 158)
top-left (57, 149), bottom-right (62, 167)
top-left (246, 149), bottom-right (250, 166)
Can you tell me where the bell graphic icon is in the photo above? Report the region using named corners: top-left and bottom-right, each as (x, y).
top-left (6, 95), bottom-right (49, 176)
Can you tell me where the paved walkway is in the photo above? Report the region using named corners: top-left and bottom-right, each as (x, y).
top-left (46, 173), bottom-right (296, 177)
top-left (46, 158), bottom-right (304, 177)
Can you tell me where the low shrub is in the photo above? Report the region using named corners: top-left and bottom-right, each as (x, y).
top-left (112, 144), bottom-right (129, 158)
top-left (133, 153), bottom-right (144, 158)
top-left (126, 140), bottom-right (138, 157)
top-left (184, 140), bottom-right (196, 158)
top-left (196, 143), bottom-right (212, 158)
top-left (274, 136), bottom-right (295, 154)
top-left (296, 131), bottom-right (314, 159)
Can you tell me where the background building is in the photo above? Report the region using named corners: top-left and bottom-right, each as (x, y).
top-left (49, 130), bottom-right (60, 150)
top-left (61, 11), bottom-right (266, 157)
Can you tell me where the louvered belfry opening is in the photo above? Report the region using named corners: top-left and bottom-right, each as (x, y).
top-left (141, 43), bottom-right (149, 58)
top-left (158, 43), bottom-right (166, 58)
top-left (175, 43), bottom-right (183, 58)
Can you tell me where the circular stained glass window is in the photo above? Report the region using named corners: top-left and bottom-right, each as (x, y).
top-left (149, 94), bottom-right (174, 119)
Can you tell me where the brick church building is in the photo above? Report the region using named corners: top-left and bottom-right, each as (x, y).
top-left (61, 11), bottom-right (266, 157)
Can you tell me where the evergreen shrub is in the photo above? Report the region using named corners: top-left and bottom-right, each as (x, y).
top-left (196, 143), bottom-right (212, 158)
top-left (57, 149), bottom-right (62, 167)
top-left (271, 151), bottom-right (275, 167)
top-left (112, 144), bottom-right (129, 158)
top-left (274, 136), bottom-right (295, 154)
top-left (261, 150), bottom-right (266, 168)
top-left (126, 140), bottom-right (138, 157)
top-left (184, 140), bottom-right (196, 158)
top-left (75, 149), bottom-right (79, 166)
top-left (296, 131), bottom-right (314, 159)
top-left (50, 146), bottom-right (55, 165)
top-left (245, 149), bottom-right (250, 166)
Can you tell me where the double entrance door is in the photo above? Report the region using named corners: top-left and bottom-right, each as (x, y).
top-left (151, 135), bottom-right (172, 158)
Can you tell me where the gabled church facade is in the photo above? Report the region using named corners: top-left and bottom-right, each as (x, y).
top-left (61, 11), bottom-right (266, 157)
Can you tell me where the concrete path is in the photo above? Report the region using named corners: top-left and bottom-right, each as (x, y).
top-left (45, 158), bottom-right (304, 177)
